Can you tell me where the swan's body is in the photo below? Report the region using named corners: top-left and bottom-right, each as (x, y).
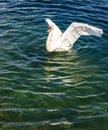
top-left (46, 18), bottom-right (103, 52)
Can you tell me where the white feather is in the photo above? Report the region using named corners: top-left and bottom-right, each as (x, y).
top-left (46, 19), bottom-right (62, 52)
top-left (46, 19), bottom-right (103, 52)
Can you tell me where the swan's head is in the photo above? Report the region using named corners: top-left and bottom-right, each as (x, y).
top-left (46, 18), bottom-right (55, 33)
top-left (46, 18), bottom-right (62, 34)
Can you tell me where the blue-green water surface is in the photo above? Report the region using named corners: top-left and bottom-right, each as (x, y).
top-left (0, 0), bottom-right (108, 130)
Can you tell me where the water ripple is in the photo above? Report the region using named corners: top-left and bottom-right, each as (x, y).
top-left (0, 0), bottom-right (108, 129)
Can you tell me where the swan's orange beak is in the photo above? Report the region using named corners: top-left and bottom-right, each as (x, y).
top-left (47, 26), bottom-right (52, 33)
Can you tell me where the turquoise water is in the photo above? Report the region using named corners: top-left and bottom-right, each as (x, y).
top-left (0, 0), bottom-right (108, 129)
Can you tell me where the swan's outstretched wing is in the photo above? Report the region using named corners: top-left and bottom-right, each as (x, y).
top-left (61, 22), bottom-right (103, 50)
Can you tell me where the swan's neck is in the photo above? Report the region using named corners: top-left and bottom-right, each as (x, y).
top-left (46, 27), bottom-right (62, 52)
top-left (46, 31), bottom-right (53, 52)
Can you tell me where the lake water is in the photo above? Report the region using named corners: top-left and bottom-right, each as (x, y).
top-left (0, 0), bottom-right (108, 129)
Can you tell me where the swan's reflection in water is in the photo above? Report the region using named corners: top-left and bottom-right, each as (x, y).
top-left (44, 50), bottom-right (81, 86)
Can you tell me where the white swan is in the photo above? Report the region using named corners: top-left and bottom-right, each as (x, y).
top-left (46, 18), bottom-right (103, 52)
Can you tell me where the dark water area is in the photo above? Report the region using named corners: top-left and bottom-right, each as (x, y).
top-left (0, 0), bottom-right (108, 129)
